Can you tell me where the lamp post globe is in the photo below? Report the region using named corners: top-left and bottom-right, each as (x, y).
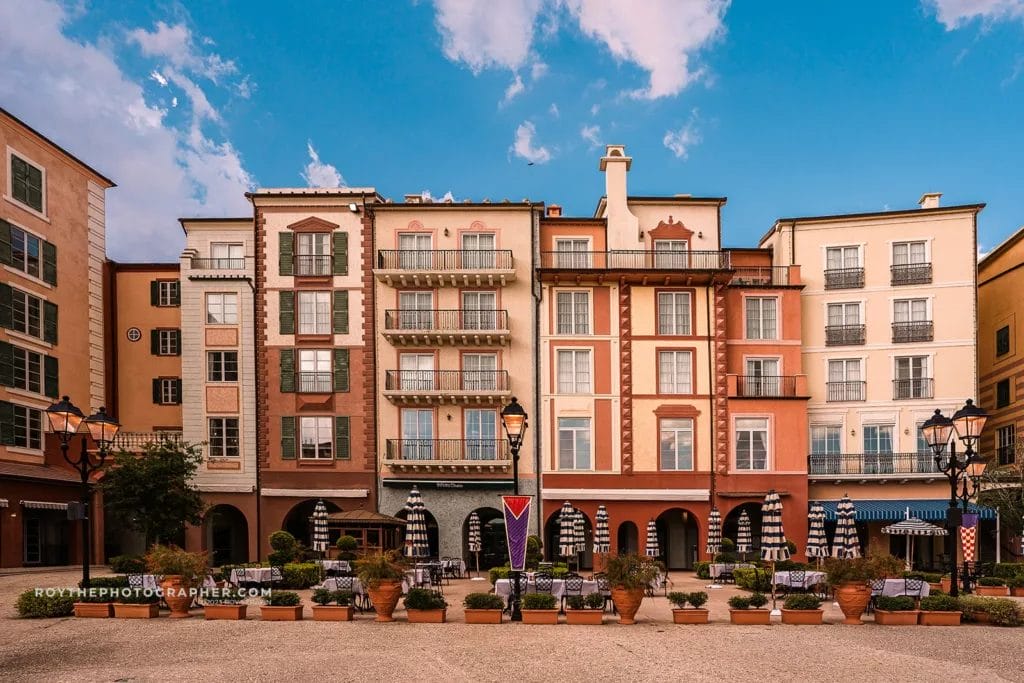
top-left (500, 397), bottom-right (529, 622)
top-left (45, 396), bottom-right (85, 444)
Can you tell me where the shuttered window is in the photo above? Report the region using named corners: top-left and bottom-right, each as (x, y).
top-left (11, 155), bottom-right (44, 212)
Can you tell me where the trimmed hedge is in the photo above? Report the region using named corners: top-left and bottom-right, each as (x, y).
top-left (694, 561), bottom-right (711, 580)
top-left (734, 567), bottom-right (773, 592)
top-left (875, 596), bottom-right (916, 611)
top-left (108, 555), bottom-right (146, 574)
top-left (16, 590), bottom-right (75, 618)
top-left (992, 563), bottom-right (1024, 580)
top-left (280, 562), bottom-right (321, 589)
top-left (960, 596), bottom-right (1024, 626)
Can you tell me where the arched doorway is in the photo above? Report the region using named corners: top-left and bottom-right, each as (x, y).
top-left (617, 521), bottom-right (639, 554)
top-left (542, 507), bottom-right (593, 569)
top-left (204, 505), bottom-right (249, 566)
top-left (724, 502), bottom-right (763, 561)
top-left (655, 508), bottom-right (699, 569)
top-left (282, 499), bottom-right (341, 548)
top-left (463, 507), bottom-right (506, 572)
top-left (395, 508), bottom-right (440, 559)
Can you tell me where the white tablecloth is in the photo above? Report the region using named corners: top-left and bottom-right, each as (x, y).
top-left (320, 560), bottom-right (352, 573)
top-left (773, 571), bottom-right (825, 588)
top-left (494, 578), bottom-right (599, 600)
top-left (229, 568), bottom-right (274, 585)
top-left (710, 563), bottom-right (753, 578)
top-left (441, 559), bottom-right (466, 575)
top-left (318, 577), bottom-right (365, 595)
top-left (874, 579), bottom-right (931, 598)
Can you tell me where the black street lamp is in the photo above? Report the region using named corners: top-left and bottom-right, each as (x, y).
top-left (500, 396), bottom-right (528, 622)
top-left (920, 399), bottom-right (988, 597)
top-left (45, 396), bottom-right (120, 587)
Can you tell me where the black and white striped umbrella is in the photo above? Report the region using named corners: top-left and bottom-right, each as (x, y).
top-left (558, 501), bottom-right (576, 558)
top-left (467, 511), bottom-right (482, 553)
top-left (311, 500), bottom-right (329, 553)
top-left (706, 507), bottom-right (722, 555)
top-left (806, 502), bottom-right (829, 559)
top-left (736, 510), bottom-right (753, 554)
top-left (645, 520), bottom-right (660, 557)
top-left (593, 505), bottom-right (610, 553)
top-left (573, 509), bottom-right (586, 554)
top-left (760, 490), bottom-right (791, 562)
top-left (404, 487), bottom-right (430, 558)
top-left (831, 494), bottom-right (861, 559)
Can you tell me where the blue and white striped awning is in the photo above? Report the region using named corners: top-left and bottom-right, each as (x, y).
top-left (821, 499), bottom-right (995, 522)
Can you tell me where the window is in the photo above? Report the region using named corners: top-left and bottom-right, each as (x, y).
top-left (998, 425), bottom-right (1016, 465)
top-left (653, 240), bottom-right (688, 268)
top-left (207, 351), bottom-right (239, 382)
top-left (893, 241), bottom-right (926, 265)
top-left (996, 378), bottom-right (1011, 409)
top-left (462, 233), bottom-right (496, 268)
top-left (659, 418), bottom-right (693, 470)
top-left (894, 299), bottom-right (927, 322)
top-left (158, 378), bottom-right (180, 405)
top-left (9, 225), bottom-right (41, 278)
top-left (555, 291), bottom-right (589, 334)
top-left (915, 422), bottom-right (931, 455)
top-left (556, 349), bottom-right (591, 393)
top-left (735, 417), bottom-right (768, 470)
top-left (398, 233), bottom-right (432, 269)
top-left (13, 404), bottom-right (43, 450)
top-left (11, 346), bottom-right (42, 393)
top-left (398, 291), bottom-right (433, 329)
top-left (465, 409), bottom-right (498, 460)
top-left (463, 353), bottom-right (497, 390)
top-left (10, 154), bottom-right (44, 212)
top-left (744, 358), bottom-right (781, 396)
top-left (826, 246), bottom-right (860, 269)
top-left (657, 292), bottom-right (691, 335)
top-left (462, 291), bottom-right (497, 330)
top-left (11, 288), bottom-right (42, 338)
top-left (827, 302), bottom-right (860, 326)
top-left (298, 349), bottom-right (332, 393)
top-left (558, 417), bottom-right (591, 469)
top-left (554, 238), bottom-right (591, 268)
top-left (297, 291), bottom-right (331, 334)
top-left (401, 409), bottom-right (434, 459)
top-left (208, 417), bottom-right (240, 457)
top-left (157, 329), bottom-right (179, 356)
top-left (745, 297), bottom-right (777, 340)
top-left (295, 233), bottom-right (330, 275)
top-left (810, 425), bottom-right (842, 455)
top-left (996, 326), bottom-right (1011, 357)
top-left (894, 356), bottom-right (930, 399)
top-left (827, 359), bottom-right (863, 401)
top-left (825, 246), bottom-right (865, 288)
top-left (157, 281), bottom-right (180, 307)
top-left (864, 424), bottom-right (894, 473)
top-left (658, 351), bottom-right (693, 394)
top-left (206, 293), bottom-right (238, 324)
top-left (211, 242), bottom-right (245, 270)
top-left (399, 353), bottom-right (435, 390)
top-left (299, 416), bottom-right (333, 459)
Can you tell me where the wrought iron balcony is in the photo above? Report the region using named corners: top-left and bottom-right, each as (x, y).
top-left (733, 375), bottom-right (799, 398)
top-left (297, 372), bottom-right (333, 393)
top-left (825, 324), bottom-right (866, 346)
top-left (824, 267), bottom-right (865, 290)
top-left (189, 257), bottom-right (247, 270)
top-left (382, 309), bottom-right (511, 346)
top-left (826, 381), bottom-right (866, 402)
top-left (808, 452), bottom-right (941, 478)
top-left (729, 267), bottom-right (790, 286)
top-left (539, 250), bottom-right (730, 270)
top-left (113, 431), bottom-right (184, 450)
top-left (384, 438), bottom-right (511, 473)
top-left (893, 378), bottom-right (934, 400)
top-left (294, 254), bottom-right (333, 276)
top-left (891, 262), bottom-right (932, 286)
top-left (375, 250), bottom-right (516, 287)
top-left (892, 321), bottom-right (933, 343)
top-left (383, 369), bottom-right (512, 404)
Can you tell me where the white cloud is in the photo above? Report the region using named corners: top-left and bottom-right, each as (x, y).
top-left (171, 96), bottom-right (178, 107)
top-left (580, 123), bottom-right (601, 147)
top-left (149, 70), bottom-right (168, 87)
top-left (926, 0), bottom-right (1024, 29)
top-left (531, 61), bottom-right (548, 80)
top-left (128, 20), bottom-right (239, 83)
top-left (590, 103), bottom-right (600, 115)
top-left (301, 141), bottom-right (345, 188)
top-left (662, 111), bottom-right (702, 159)
top-left (549, 102), bottom-right (560, 117)
top-left (510, 121), bottom-right (552, 164)
top-left (501, 73), bottom-right (526, 106)
top-left (432, 0), bottom-right (543, 72)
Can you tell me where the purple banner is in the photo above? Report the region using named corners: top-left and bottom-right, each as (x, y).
top-left (502, 495), bottom-right (532, 572)
top-left (962, 513), bottom-right (979, 529)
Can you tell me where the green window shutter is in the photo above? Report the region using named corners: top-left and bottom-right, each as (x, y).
top-left (333, 290), bottom-right (349, 334)
top-left (43, 302), bottom-right (57, 344)
top-left (333, 231), bottom-right (349, 276)
top-left (281, 416), bottom-right (296, 460)
top-left (150, 329), bottom-right (159, 355)
top-left (43, 355), bottom-right (58, 398)
top-left (150, 280), bottom-right (160, 305)
top-left (333, 348), bottom-right (350, 392)
top-left (335, 416), bottom-right (350, 460)
top-left (0, 341), bottom-right (13, 387)
top-left (279, 232), bottom-right (294, 276)
top-left (0, 219), bottom-right (11, 266)
top-left (152, 378), bottom-right (161, 404)
top-left (42, 241), bottom-right (57, 286)
top-left (0, 283), bottom-right (12, 329)
top-left (174, 378), bottom-right (183, 404)
top-left (279, 291), bottom-right (295, 335)
top-left (171, 281), bottom-right (181, 306)
top-left (279, 348), bottom-right (295, 392)
top-left (0, 402), bottom-right (14, 445)
top-left (173, 329), bottom-right (182, 356)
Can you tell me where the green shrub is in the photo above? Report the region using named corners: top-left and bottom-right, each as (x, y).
top-left (992, 562), bottom-right (1024, 579)
top-left (280, 562), bottom-right (321, 589)
top-left (16, 590), bottom-right (75, 618)
top-left (489, 566), bottom-right (511, 584)
top-left (335, 535), bottom-right (358, 561)
top-left (919, 594), bottom-right (961, 612)
top-left (464, 592), bottom-right (504, 610)
top-left (333, 591), bottom-right (353, 606)
top-left (982, 599), bottom-right (1024, 627)
top-left (551, 566), bottom-right (570, 579)
top-left (526, 535), bottom-right (543, 569)
top-left (1007, 576), bottom-right (1024, 589)
top-left (667, 591), bottom-right (688, 609)
top-left (145, 544), bottom-right (208, 585)
top-left (748, 592), bottom-right (768, 609)
top-left (311, 588), bottom-right (335, 606)
top-left (264, 591), bottom-right (301, 606)
top-left (108, 555), bottom-right (146, 574)
top-left (687, 591), bottom-right (709, 609)
top-left (721, 537), bottom-right (736, 552)
top-left (875, 596), bottom-right (916, 611)
top-left (823, 554), bottom-right (904, 586)
top-left (355, 552), bottom-right (407, 588)
top-left (727, 595), bottom-right (751, 610)
top-left (903, 571), bottom-right (943, 583)
top-left (978, 576), bottom-right (1005, 587)
top-left (566, 595), bottom-right (586, 610)
top-left (115, 589), bottom-right (159, 604)
top-left (694, 561), bottom-right (711, 580)
top-left (669, 591), bottom-right (709, 609)
top-left (714, 551), bottom-right (738, 563)
top-left (82, 576), bottom-right (129, 589)
top-left (403, 588), bottom-right (447, 610)
top-left (566, 593), bottom-right (604, 610)
top-left (775, 560), bottom-right (810, 571)
top-left (521, 593), bottom-right (557, 610)
top-left (269, 530), bottom-right (297, 552)
top-left (734, 567), bottom-right (772, 592)
top-left (782, 594), bottom-right (822, 610)
top-left (604, 553), bottom-right (660, 590)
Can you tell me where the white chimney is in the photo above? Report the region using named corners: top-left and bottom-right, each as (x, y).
top-left (600, 145), bottom-right (640, 249)
top-left (918, 192), bottom-right (941, 209)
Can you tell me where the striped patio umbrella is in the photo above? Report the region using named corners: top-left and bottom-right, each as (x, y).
top-left (403, 487), bottom-right (430, 558)
top-left (573, 509), bottom-right (586, 555)
top-left (558, 501), bottom-right (576, 558)
top-left (882, 513), bottom-right (947, 571)
top-left (645, 520), bottom-right (660, 557)
top-left (706, 507), bottom-right (722, 556)
top-left (759, 490), bottom-right (791, 562)
top-left (806, 502), bottom-right (829, 559)
top-left (736, 510), bottom-right (753, 555)
top-left (593, 505), bottom-right (610, 553)
top-left (467, 511), bottom-right (482, 553)
top-left (831, 494), bottom-right (861, 559)
top-left (311, 500), bottom-right (329, 553)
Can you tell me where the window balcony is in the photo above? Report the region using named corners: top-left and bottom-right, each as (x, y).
top-left (189, 257), bottom-right (247, 270)
top-left (893, 378), bottom-right (934, 400)
top-left (826, 381), bottom-right (866, 402)
top-left (808, 452), bottom-right (941, 480)
top-left (382, 309), bottom-right (510, 346)
top-left (892, 321), bottom-right (933, 343)
top-left (113, 431), bottom-right (184, 451)
top-left (294, 254), bottom-right (333, 276)
top-left (382, 369), bottom-right (511, 404)
top-left (891, 262), bottom-right (932, 286)
top-left (732, 375), bottom-right (799, 397)
top-left (825, 324), bottom-right (866, 346)
top-left (824, 267), bottom-right (865, 290)
top-left (375, 250), bottom-right (516, 287)
top-left (296, 372), bottom-right (333, 393)
top-left (384, 438), bottom-right (511, 473)
top-left (539, 250), bottom-right (730, 270)
top-left (729, 266), bottom-right (790, 286)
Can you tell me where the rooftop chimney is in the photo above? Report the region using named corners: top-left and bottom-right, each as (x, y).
top-left (918, 192), bottom-right (941, 209)
top-left (599, 145), bottom-right (640, 248)
top-left (547, 204), bottom-right (562, 217)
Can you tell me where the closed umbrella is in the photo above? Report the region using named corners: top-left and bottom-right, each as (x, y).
top-left (882, 511), bottom-right (947, 571)
top-left (736, 510), bottom-right (753, 557)
top-left (311, 500), bottom-right (329, 554)
top-left (593, 505), bottom-right (610, 554)
top-left (558, 501), bottom-right (576, 559)
top-left (832, 494), bottom-right (861, 559)
top-left (645, 520), bottom-right (660, 558)
top-left (404, 487), bottom-right (430, 559)
top-left (760, 490), bottom-right (790, 613)
top-left (573, 510), bottom-right (586, 570)
top-left (706, 507), bottom-right (722, 556)
top-left (468, 511), bottom-right (482, 579)
top-left (806, 502), bottom-right (828, 562)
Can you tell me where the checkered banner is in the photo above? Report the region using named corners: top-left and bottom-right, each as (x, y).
top-left (502, 495), bottom-right (532, 572)
top-left (960, 525), bottom-right (977, 562)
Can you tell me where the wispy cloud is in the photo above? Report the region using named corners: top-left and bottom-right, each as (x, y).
top-left (432, 0), bottom-right (543, 72)
top-left (301, 141), bottom-right (345, 188)
top-left (926, 0), bottom-right (1024, 29)
top-left (549, 102), bottom-right (560, 117)
top-left (580, 123), bottom-right (601, 148)
top-left (510, 121), bottom-right (552, 164)
top-left (500, 73), bottom-right (526, 106)
top-left (663, 110), bottom-right (702, 159)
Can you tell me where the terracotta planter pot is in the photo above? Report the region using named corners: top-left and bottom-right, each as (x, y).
top-left (260, 605), bottom-right (304, 621)
top-left (565, 609), bottom-right (604, 625)
top-left (464, 609), bottom-right (503, 624)
top-left (781, 609), bottom-right (824, 625)
top-left (729, 609), bottom-right (771, 625)
top-left (939, 578), bottom-right (951, 592)
top-left (204, 604), bottom-right (247, 620)
top-left (927, 583), bottom-right (942, 594)
top-left (834, 582), bottom-right (872, 625)
top-left (74, 602), bottom-right (112, 618)
top-left (672, 609), bottom-right (709, 624)
top-left (366, 581), bottom-right (403, 623)
top-left (975, 585), bottom-right (1009, 597)
top-left (874, 609), bottom-right (919, 625)
top-left (113, 603), bottom-right (159, 619)
top-left (312, 605), bottom-right (354, 622)
top-left (919, 610), bottom-right (961, 626)
top-left (610, 587), bottom-right (644, 625)
top-left (160, 575), bottom-right (194, 618)
top-left (407, 608), bottom-right (447, 623)
top-left (967, 611), bottom-right (990, 624)
top-left (521, 609), bottom-right (559, 624)
top-left (1011, 587), bottom-right (1024, 597)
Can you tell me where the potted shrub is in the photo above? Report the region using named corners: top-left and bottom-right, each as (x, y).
top-left (918, 594), bottom-right (962, 626)
top-left (145, 544), bottom-right (209, 619)
top-left (974, 597), bottom-right (1024, 627)
top-left (74, 588), bottom-right (115, 618)
top-left (975, 577), bottom-right (1009, 597)
top-left (520, 592), bottom-right (559, 624)
top-left (1008, 576), bottom-right (1024, 597)
top-left (268, 530), bottom-right (298, 566)
top-left (667, 591), bottom-right (709, 624)
top-left (404, 588), bottom-right (448, 623)
top-left (781, 593), bottom-right (824, 625)
top-left (604, 553), bottom-right (660, 625)
top-left (463, 592), bottom-right (504, 624)
top-left (565, 593), bottom-right (606, 625)
top-left (939, 575), bottom-right (952, 593)
top-left (356, 551), bottom-right (406, 623)
top-left (113, 589), bottom-right (160, 619)
top-left (16, 590), bottom-right (75, 618)
top-left (260, 591), bottom-right (303, 621)
top-left (824, 554), bottom-right (903, 625)
top-left (311, 588), bottom-right (354, 622)
top-left (873, 596), bottom-right (919, 625)
top-left (728, 593), bottom-right (770, 625)
top-left (204, 589), bottom-right (248, 621)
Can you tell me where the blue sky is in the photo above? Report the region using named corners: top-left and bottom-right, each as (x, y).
top-left (1, 0), bottom-right (1022, 261)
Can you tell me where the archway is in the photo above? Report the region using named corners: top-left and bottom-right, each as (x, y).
top-left (723, 502), bottom-right (763, 560)
top-left (463, 507), bottom-right (506, 572)
top-left (655, 508), bottom-right (699, 570)
top-left (542, 507), bottom-right (592, 569)
top-left (395, 507), bottom-right (440, 559)
top-left (282, 499), bottom-right (341, 548)
top-left (617, 521), bottom-right (639, 554)
top-left (204, 505), bottom-right (249, 566)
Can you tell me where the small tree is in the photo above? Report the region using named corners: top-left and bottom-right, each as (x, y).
top-left (978, 461), bottom-right (1024, 537)
top-left (100, 441), bottom-right (205, 546)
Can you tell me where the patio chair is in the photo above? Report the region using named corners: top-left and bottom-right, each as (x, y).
top-left (127, 574), bottom-right (144, 590)
top-left (533, 573), bottom-right (554, 594)
top-left (270, 566), bottom-right (284, 587)
top-left (788, 570), bottom-right (807, 594)
top-left (428, 565), bottom-right (446, 593)
top-left (503, 575), bottom-right (529, 614)
top-left (904, 578), bottom-right (925, 599)
top-left (442, 557), bottom-right (459, 581)
top-left (867, 578), bottom-right (886, 613)
top-left (718, 563), bottom-right (735, 584)
top-left (538, 562), bottom-right (554, 572)
top-left (334, 575), bottom-right (368, 612)
top-left (595, 573), bottom-right (616, 614)
top-left (561, 575), bottom-right (584, 613)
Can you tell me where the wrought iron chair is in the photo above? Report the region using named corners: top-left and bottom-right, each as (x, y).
top-left (333, 575), bottom-right (368, 612)
top-left (718, 563), bottom-right (736, 584)
top-left (788, 569), bottom-right (807, 594)
top-left (904, 577), bottom-right (925, 599)
top-left (428, 565), bottom-right (446, 593)
top-left (533, 573), bottom-right (554, 595)
top-left (270, 566), bottom-right (284, 587)
top-left (561, 575), bottom-right (585, 613)
top-left (503, 574), bottom-right (529, 613)
top-left (867, 578), bottom-right (886, 613)
top-left (594, 573), bottom-right (616, 614)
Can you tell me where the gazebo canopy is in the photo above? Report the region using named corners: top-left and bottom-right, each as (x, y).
top-left (326, 510), bottom-right (406, 525)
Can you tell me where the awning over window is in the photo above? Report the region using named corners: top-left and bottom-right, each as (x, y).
top-left (20, 500), bottom-right (69, 510)
top-left (820, 499), bottom-right (995, 522)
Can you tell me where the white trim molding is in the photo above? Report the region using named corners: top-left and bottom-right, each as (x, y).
top-left (198, 484), bottom-right (256, 494)
top-left (541, 488), bottom-right (710, 501)
top-left (261, 488), bottom-right (369, 498)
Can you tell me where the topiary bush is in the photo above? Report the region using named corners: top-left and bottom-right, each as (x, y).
top-left (264, 591), bottom-right (301, 606)
top-left (875, 596), bottom-right (916, 611)
top-left (526, 535), bottom-right (543, 569)
top-left (734, 567), bottom-right (773, 592)
top-left (489, 566), bottom-right (511, 584)
top-left (280, 562), bottom-right (321, 589)
top-left (782, 593), bottom-right (822, 610)
top-left (16, 590), bottom-right (75, 618)
top-left (268, 530), bottom-right (297, 565)
top-left (920, 594), bottom-right (961, 612)
top-left (403, 588), bottom-right (447, 610)
top-left (694, 561), bottom-right (711, 580)
top-left (748, 592), bottom-right (768, 609)
top-left (108, 554), bottom-right (146, 574)
top-left (464, 592), bottom-right (504, 610)
top-left (567, 593), bottom-right (605, 610)
top-left (335, 535), bottom-right (358, 561)
top-left (727, 595), bottom-right (751, 610)
top-left (521, 593), bottom-right (557, 610)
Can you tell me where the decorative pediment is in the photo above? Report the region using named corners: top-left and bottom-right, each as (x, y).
top-left (287, 216), bottom-right (340, 232)
top-left (648, 216), bottom-right (694, 243)
top-left (653, 404), bottom-right (701, 418)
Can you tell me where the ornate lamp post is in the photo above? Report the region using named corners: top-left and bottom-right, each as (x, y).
top-left (45, 396), bottom-right (120, 587)
top-left (500, 396), bottom-right (529, 622)
top-left (920, 399), bottom-right (988, 597)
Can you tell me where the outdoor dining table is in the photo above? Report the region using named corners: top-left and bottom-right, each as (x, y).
top-left (440, 558), bottom-right (466, 575)
top-left (874, 578), bottom-right (931, 598)
top-left (709, 563), bottom-right (753, 578)
top-left (318, 577), bottom-right (366, 595)
top-left (319, 559), bottom-right (352, 573)
top-left (228, 567), bottom-right (275, 585)
top-left (773, 571), bottom-right (826, 589)
top-left (494, 578), bottom-right (600, 600)
top-left (130, 574), bottom-right (162, 591)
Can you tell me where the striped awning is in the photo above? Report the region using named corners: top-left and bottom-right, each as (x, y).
top-left (21, 500), bottom-right (69, 510)
top-left (882, 517), bottom-right (948, 537)
top-left (821, 499), bottom-right (995, 522)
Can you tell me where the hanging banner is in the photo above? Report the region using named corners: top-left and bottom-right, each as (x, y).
top-left (960, 526), bottom-right (977, 562)
top-left (961, 513), bottom-right (979, 529)
top-left (502, 495), bottom-right (532, 572)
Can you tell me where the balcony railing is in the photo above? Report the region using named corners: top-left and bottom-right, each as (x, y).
top-left (384, 309), bottom-right (509, 332)
top-left (539, 250), bottom-right (730, 270)
top-left (825, 324), bottom-right (866, 346)
top-left (113, 431), bottom-right (184, 450)
top-left (734, 375), bottom-right (798, 397)
top-left (826, 381), bottom-right (866, 402)
top-left (190, 257), bottom-right (246, 270)
top-left (892, 321), bottom-right (933, 343)
top-left (824, 267), bottom-right (865, 290)
top-left (297, 371), bottom-right (333, 393)
top-left (893, 378), bottom-right (934, 400)
top-left (891, 262), bottom-right (932, 286)
top-left (384, 439), bottom-right (511, 472)
top-left (729, 267), bottom-right (789, 286)
top-left (384, 370), bottom-right (509, 392)
top-left (377, 250), bottom-right (514, 270)
top-left (295, 254), bottom-right (332, 276)
top-left (808, 452), bottom-right (941, 476)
